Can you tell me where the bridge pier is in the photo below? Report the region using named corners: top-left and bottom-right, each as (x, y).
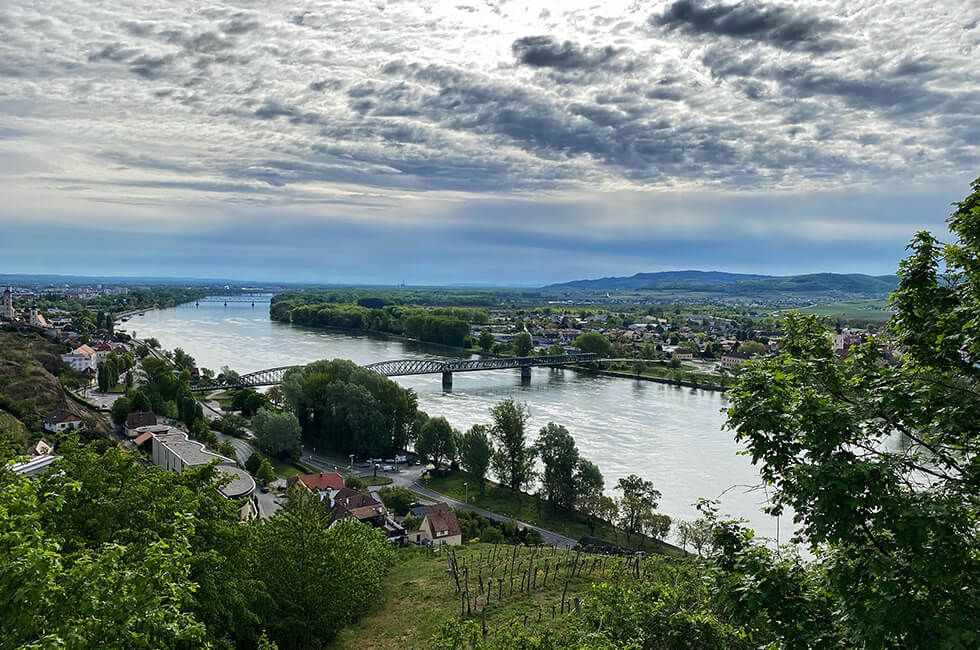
top-left (442, 371), bottom-right (453, 391)
top-left (520, 366), bottom-right (532, 383)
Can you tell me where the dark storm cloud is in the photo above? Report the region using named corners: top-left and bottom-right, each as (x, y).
top-left (511, 36), bottom-right (621, 70)
top-left (654, 0), bottom-right (843, 52)
top-left (129, 54), bottom-right (175, 79)
top-left (700, 46), bottom-right (979, 120)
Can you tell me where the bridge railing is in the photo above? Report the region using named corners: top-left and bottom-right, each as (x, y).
top-left (191, 353), bottom-right (601, 390)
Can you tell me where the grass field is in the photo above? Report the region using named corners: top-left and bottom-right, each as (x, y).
top-left (264, 454), bottom-right (315, 479)
top-left (329, 542), bottom-right (615, 649)
top-left (424, 471), bottom-right (684, 557)
top-left (363, 475), bottom-right (394, 487)
top-left (795, 299), bottom-right (892, 321)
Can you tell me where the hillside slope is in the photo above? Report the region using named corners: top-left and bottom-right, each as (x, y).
top-left (543, 270), bottom-right (899, 297)
top-left (0, 328), bottom-right (108, 449)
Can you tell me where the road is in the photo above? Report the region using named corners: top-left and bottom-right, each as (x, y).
top-left (300, 450), bottom-right (577, 548)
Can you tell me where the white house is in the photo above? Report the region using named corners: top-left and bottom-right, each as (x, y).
top-left (43, 410), bottom-right (84, 433)
top-left (61, 344), bottom-right (96, 372)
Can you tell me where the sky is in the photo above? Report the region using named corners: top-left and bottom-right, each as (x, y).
top-left (0, 0), bottom-right (977, 285)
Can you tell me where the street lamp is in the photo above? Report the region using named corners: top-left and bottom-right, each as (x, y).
top-left (463, 482), bottom-right (468, 504)
top-left (349, 454), bottom-right (354, 470)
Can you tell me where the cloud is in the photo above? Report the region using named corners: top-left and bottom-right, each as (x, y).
top-left (653, 0), bottom-right (844, 52)
top-left (511, 35), bottom-right (621, 70)
top-left (0, 0), bottom-right (976, 283)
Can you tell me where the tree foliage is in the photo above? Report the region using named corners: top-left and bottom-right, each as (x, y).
top-left (415, 416), bottom-right (457, 470)
top-left (253, 408), bottom-right (303, 460)
top-left (458, 423), bottom-right (493, 493)
top-left (535, 422), bottom-right (579, 510)
top-left (488, 398), bottom-right (536, 492)
top-left (713, 178), bottom-right (980, 648)
top-left (248, 491), bottom-right (393, 650)
top-left (572, 331), bottom-right (612, 356)
top-left (281, 359), bottom-right (418, 457)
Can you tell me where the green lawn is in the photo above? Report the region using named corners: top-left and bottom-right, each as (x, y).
top-left (423, 471), bottom-right (684, 556)
top-left (796, 299), bottom-right (892, 321)
top-left (329, 543), bottom-right (613, 649)
top-left (363, 475), bottom-right (394, 487)
top-left (262, 454), bottom-right (315, 479)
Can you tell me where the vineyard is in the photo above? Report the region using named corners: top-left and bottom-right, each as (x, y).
top-left (328, 542), bottom-right (642, 649)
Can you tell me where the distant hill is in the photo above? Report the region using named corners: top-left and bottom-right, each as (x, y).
top-left (542, 271), bottom-right (772, 291)
top-left (542, 271), bottom-right (900, 297)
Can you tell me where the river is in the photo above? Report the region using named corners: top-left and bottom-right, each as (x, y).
top-left (125, 296), bottom-right (788, 543)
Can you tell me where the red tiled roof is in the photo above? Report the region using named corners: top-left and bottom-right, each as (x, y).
top-left (288, 472), bottom-right (344, 492)
top-left (95, 342), bottom-right (112, 352)
top-left (133, 432), bottom-right (153, 445)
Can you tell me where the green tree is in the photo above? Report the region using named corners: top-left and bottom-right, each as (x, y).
top-left (632, 359), bottom-right (647, 376)
top-left (512, 332), bottom-right (533, 357)
top-left (249, 491), bottom-right (393, 649)
top-left (535, 422), bottom-right (579, 510)
top-left (488, 399), bottom-right (536, 492)
top-left (255, 458), bottom-right (276, 485)
top-left (572, 331), bottom-right (612, 357)
top-left (546, 342), bottom-right (566, 356)
top-left (377, 486), bottom-right (416, 515)
top-left (110, 395), bottom-right (132, 426)
top-left (737, 340), bottom-right (765, 356)
top-left (415, 416), bottom-right (457, 470)
top-left (711, 179), bottom-right (980, 648)
top-left (458, 423), bottom-right (493, 493)
top-left (253, 408), bottom-right (302, 460)
top-left (477, 328), bottom-right (495, 352)
top-left (217, 439), bottom-right (237, 460)
top-left (245, 451), bottom-right (262, 474)
top-left (615, 474), bottom-right (661, 545)
top-left (676, 517), bottom-right (713, 556)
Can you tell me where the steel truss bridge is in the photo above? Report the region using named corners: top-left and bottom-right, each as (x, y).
top-left (190, 353), bottom-right (599, 392)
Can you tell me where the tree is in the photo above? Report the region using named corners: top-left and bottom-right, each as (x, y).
top-left (249, 491), bottom-right (392, 649)
top-left (713, 178), bottom-right (980, 648)
top-left (415, 416), bottom-right (456, 470)
top-left (488, 399), bottom-right (536, 492)
top-left (676, 517), bottom-right (713, 555)
top-left (172, 347), bottom-right (196, 371)
top-left (266, 385), bottom-right (285, 407)
top-left (245, 452), bottom-right (262, 474)
top-left (477, 329), bottom-right (494, 352)
top-left (217, 439), bottom-right (238, 460)
top-left (377, 486), bottom-right (415, 515)
top-left (219, 413), bottom-right (249, 438)
top-left (535, 423), bottom-right (579, 510)
top-left (575, 458), bottom-right (604, 500)
top-left (632, 359), bottom-right (647, 375)
top-left (255, 458), bottom-right (276, 486)
top-left (615, 474), bottom-right (661, 545)
top-left (572, 331), bottom-right (612, 356)
top-left (110, 396), bottom-right (132, 426)
top-left (458, 424), bottom-right (493, 493)
top-left (738, 340), bottom-right (765, 356)
top-left (253, 408), bottom-right (302, 460)
top-left (512, 332), bottom-right (533, 357)
top-left (546, 342), bottom-right (566, 356)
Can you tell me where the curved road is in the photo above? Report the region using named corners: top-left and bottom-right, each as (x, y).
top-left (300, 450), bottom-right (576, 548)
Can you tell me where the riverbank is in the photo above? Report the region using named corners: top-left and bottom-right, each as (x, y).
top-left (572, 366), bottom-right (728, 392)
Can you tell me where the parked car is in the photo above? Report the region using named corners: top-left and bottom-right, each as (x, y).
top-left (394, 455), bottom-right (407, 463)
top-left (382, 464), bottom-right (394, 471)
top-left (358, 461), bottom-right (372, 468)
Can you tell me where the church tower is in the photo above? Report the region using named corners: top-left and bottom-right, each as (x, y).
top-left (0, 287), bottom-right (14, 320)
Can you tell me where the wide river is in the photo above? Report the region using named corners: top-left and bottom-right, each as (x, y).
top-left (126, 297), bottom-right (788, 542)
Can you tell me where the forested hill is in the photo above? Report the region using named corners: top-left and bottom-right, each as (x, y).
top-left (542, 271), bottom-right (900, 296)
